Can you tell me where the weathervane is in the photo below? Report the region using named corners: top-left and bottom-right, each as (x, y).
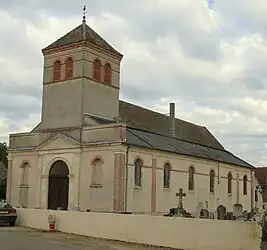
top-left (82, 5), bottom-right (87, 23)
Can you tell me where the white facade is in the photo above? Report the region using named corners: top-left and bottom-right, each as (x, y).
top-left (7, 131), bottom-right (261, 217)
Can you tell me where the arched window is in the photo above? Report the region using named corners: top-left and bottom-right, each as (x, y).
top-left (243, 175), bottom-right (248, 195)
top-left (210, 170), bottom-right (215, 193)
top-left (53, 60), bottom-right (61, 81)
top-left (255, 190), bottom-right (258, 202)
top-left (227, 173), bottom-right (232, 194)
top-left (188, 166), bottom-right (195, 191)
top-left (20, 162), bottom-right (30, 186)
top-left (134, 158), bottom-right (143, 187)
top-left (164, 163), bottom-right (171, 189)
top-left (93, 59), bottom-right (101, 81)
top-left (65, 57), bottom-right (73, 80)
top-left (104, 63), bottom-right (112, 84)
top-left (91, 158), bottom-right (103, 186)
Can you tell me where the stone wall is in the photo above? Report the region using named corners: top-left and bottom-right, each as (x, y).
top-left (16, 208), bottom-right (261, 250)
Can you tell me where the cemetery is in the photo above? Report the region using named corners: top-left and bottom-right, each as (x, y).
top-left (14, 188), bottom-right (262, 250)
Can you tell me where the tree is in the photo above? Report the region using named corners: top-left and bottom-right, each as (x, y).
top-left (0, 142), bottom-right (7, 200)
top-left (0, 178), bottom-right (6, 200)
top-left (0, 142), bottom-right (7, 167)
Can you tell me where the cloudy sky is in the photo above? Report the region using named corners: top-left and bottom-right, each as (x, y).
top-left (0, 0), bottom-right (267, 166)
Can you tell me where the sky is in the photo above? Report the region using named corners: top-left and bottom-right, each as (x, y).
top-left (0, 0), bottom-right (267, 166)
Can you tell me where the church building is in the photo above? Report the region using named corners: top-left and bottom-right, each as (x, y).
top-left (7, 16), bottom-right (261, 217)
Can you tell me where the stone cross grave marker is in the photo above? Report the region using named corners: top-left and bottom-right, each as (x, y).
top-left (176, 188), bottom-right (186, 216)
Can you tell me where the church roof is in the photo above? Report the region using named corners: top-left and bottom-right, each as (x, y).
top-left (118, 101), bottom-right (253, 169)
top-left (118, 101), bottom-right (224, 150)
top-left (42, 23), bottom-right (122, 56)
top-left (125, 127), bottom-right (254, 169)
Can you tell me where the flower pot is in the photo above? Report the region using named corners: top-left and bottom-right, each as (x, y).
top-left (49, 223), bottom-right (55, 232)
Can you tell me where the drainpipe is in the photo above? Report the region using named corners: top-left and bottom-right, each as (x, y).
top-left (124, 145), bottom-right (130, 213)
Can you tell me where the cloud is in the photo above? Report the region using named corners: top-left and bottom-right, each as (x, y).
top-left (1, 0), bottom-right (267, 166)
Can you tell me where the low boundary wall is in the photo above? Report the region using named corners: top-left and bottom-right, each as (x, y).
top-left (16, 209), bottom-right (261, 250)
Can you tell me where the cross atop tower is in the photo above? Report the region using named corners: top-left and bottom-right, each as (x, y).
top-left (82, 5), bottom-right (87, 23)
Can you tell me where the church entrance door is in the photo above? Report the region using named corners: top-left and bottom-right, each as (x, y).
top-left (48, 160), bottom-right (69, 210)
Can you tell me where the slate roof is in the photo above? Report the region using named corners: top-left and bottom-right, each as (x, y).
top-left (125, 127), bottom-right (254, 169)
top-left (117, 101), bottom-right (254, 169)
top-left (118, 101), bottom-right (224, 150)
top-left (42, 23), bottom-right (122, 56)
top-left (84, 113), bottom-right (116, 125)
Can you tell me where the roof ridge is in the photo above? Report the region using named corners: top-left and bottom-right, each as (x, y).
top-left (120, 100), bottom-right (203, 128)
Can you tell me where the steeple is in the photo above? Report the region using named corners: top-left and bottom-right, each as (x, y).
top-left (41, 9), bottom-right (123, 58)
top-left (39, 9), bottom-right (123, 131)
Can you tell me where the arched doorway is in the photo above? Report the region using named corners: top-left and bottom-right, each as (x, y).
top-left (48, 160), bottom-right (69, 210)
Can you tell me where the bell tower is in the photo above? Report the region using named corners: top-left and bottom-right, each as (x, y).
top-left (39, 9), bottom-right (123, 131)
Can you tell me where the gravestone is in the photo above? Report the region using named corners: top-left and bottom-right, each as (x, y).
top-left (205, 201), bottom-right (209, 209)
top-left (233, 204), bottom-right (243, 218)
top-left (226, 212), bottom-right (234, 220)
top-left (200, 209), bottom-right (209, 219)
top-left (197, 202), bottom-right (204, 218)
top-left (243, 210), bottom-right (248, 217)
top-left (217, 205), bottom-right (226, 220)
top-left (235, 210), bottom-right (248, 221)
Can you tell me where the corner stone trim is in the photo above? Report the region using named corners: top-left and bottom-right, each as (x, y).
top-left (113, 153), bottom-right (126, 212)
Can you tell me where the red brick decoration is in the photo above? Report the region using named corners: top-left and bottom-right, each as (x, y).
top-left (93, 59), bottom-right (101, 81)
top-left (104, 63), bottom-right (112, 84)
top-left (113, 153), bottom-right (126, 212)
top-left (151, 158), bottom-right (157, 213)
top-left (53, 60), bottom-right (61, 82)
top-left (65, 57), bottom-right (73, 80)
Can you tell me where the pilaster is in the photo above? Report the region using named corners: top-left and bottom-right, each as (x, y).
top-left (151, 157), bottom-right (157, 214)
top-left (236, 173), bottom-right (240, 204)
top-left (37, 155), bottom-right (43, 208)
top-left (6, 156), bottom-right (13, 203)
top-left (113, 153), bottom-right (125, 212)
top-left (74, 153), bottom-right (82, 208)
top-left (68, 174), bottom-right (74, 210)
top-left (40, 175), bottom-right (49, 209)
